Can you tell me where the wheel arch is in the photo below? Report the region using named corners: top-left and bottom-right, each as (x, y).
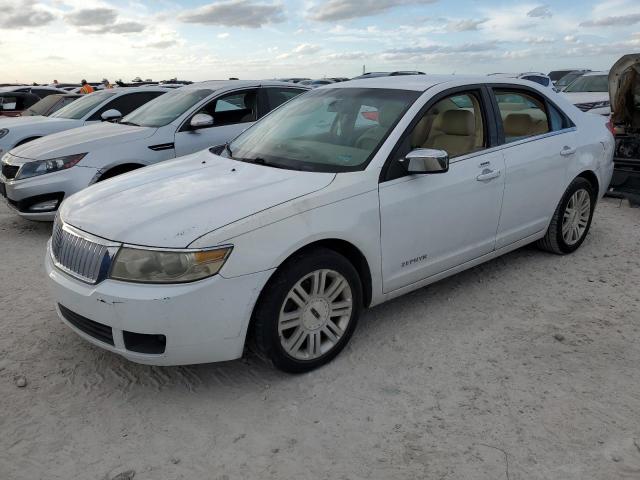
top-left (15, 136), bottom-right (41, 147)
top-left (97, 162), bottom-right (146, 182)
top-left (247, 237), bottom-right (374, 334)
top-left (576, 169), bottom-right (599, 195)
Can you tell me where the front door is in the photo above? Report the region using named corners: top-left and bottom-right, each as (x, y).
top-left (379, 89), bottom-right (505, 293)
top-left (174, 89), bottom-right (259, 157)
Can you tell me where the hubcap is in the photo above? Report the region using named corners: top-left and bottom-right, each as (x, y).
top-left (278, 269), bottom-right (353, 361)
top-left (562, 189), bottom-right (591, 246)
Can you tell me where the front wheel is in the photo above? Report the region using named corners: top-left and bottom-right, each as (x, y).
top-left (252, 248), bottom-right (362, 373)
top-left (537, 177), bottom-right (596, 254)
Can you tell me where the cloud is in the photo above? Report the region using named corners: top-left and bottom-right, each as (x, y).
top-left (308, 0), bottom-right (437, 22)
top-left (580, 13), bottom-right (640, 27)
top-left (293, 43), bottom-right (321, 55)
top-left (179, 0), bottom-right (285, 28)
top-left (276, 43), bottom-right (322, 59)
top-left (217, 32), bottom-right (230, 39)
top-left (65, 7), bottom-right (146, 34)
top-left (523, 36), bottom-right (555, 44)
top-left (447, 18), bottom-right (488, 32)
top-left (381, 41), bottom-right (501, 61)
top-left (527, 5), bottom-right (552, 19)
top-left (82, 21), bottom-right (147, 34)
top-left (0, 0), bottom-right (55, 29)
top-left (65, 8), bottom-right (118, 27)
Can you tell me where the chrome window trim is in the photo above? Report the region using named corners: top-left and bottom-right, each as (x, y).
top-left (449, 127), bottom-right (577, 165)
top-left (380, 127), bottom-right (577, 188)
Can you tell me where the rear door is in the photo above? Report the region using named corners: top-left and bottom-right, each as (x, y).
top-left (174, 88), bottom-right (258, 156)
top-left (490, 87), bottom-right (577, 248)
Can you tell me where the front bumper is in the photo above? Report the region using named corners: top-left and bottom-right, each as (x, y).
top-left (1, 165), bottom-right (98, 221)
top-left (45, 241), bottom-right (274, 365)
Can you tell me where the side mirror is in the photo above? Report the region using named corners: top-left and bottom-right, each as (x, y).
top-left (190, 113), bottom-right (214, 130)
top-left (101, 109), bottom-right (122, 122)
top-left (402, 148), bottom-right (449, 174)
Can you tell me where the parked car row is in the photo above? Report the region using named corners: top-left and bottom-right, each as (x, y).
top-left (0, 82), bottom-right (309, 218)
top-left (0, 69), bottom-right (619, 373)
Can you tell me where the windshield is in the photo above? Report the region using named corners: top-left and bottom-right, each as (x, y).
top-left (225, 88), bottom-right (419, 172)
top-left (121, 88), bottom-right (214, 127)
top-left (50, 91), bottom-right (114, 119)
top-left (556, 72), bottom-right (583, 88)
top-left (564, 74), bottom-right (608, 93)
top-left (24, 95), bottom-right (59, 116)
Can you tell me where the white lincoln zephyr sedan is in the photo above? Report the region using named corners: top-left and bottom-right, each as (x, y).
top-left (45, 76), bottom-right (614, 373)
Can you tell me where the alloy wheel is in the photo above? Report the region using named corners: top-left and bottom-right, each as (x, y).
top-left (278, 269), bottom-right (353, 361)
top-left (562, 188), bottom-right (591, 246)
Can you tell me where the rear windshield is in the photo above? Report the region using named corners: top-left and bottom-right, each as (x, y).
top-left (564, 75), bottom-right (608, 93)
top-left (50, 91), bottom-right (114, 119)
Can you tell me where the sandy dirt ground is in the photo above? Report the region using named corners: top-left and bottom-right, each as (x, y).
top-left (1, 197), bottom-right (639, 480)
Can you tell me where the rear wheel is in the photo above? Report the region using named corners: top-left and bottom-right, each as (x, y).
top-left (252, 248), bottom-right (362, 373)
top-left (537, 177), bottom-right (596, 254)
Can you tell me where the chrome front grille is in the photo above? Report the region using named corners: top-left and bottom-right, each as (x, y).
top-left (51, 219), bottom-right (119, 284)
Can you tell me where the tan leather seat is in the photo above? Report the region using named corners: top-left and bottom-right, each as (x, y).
top-left (424, 110), bottom-right (476, 157)
top-left (503, 112), bottom-right (547, 140)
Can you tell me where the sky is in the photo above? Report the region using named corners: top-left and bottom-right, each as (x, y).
top-left (1, 0), bottom-right (639, 83)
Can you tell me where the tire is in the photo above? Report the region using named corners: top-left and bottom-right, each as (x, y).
top-left (252, 247), bottom-right (363, 373)
top-left (537, 177), bottom-right (596, 255)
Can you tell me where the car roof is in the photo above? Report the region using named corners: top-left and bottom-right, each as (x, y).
top-left (324, 74), bottom-right (554, 92)
top-left (180, 80), bottom-right (309, 92)
top-left (97, 86), bottom-right (170, 94)
top-left (582, 71), bottom-right (608, 76)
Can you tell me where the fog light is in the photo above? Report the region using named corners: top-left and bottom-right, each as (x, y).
top-left (29, 199), bottom-right (59, 212)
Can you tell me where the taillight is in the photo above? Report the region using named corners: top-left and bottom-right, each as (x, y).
top-left (605, 117), bottom-right (615, 136)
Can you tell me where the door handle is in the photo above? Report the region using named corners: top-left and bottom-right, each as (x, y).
top-left (476, 169), bottom-right (501, 182)
top-left (560, 146), bottom-right (576, 156)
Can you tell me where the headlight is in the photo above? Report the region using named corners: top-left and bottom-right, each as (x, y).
top-left (591, 101), bottom-right (610, 109)
top-left (110, 246), bottom-right (232, 284)
top-left (0, 129), bottom-right (8, 139)
top-left (14, 153), bottom-right (87, 180)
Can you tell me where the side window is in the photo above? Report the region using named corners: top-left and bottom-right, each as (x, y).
top-left (265, 88), bottom-right (305, 112)
top-left (88, 92), bottom-right (164, 120)
top-left (0, 96), bottom-right (18, 110)
top-left (548, 103), bottom-right (572, 131)
top-left (187, 90), bottom-right (258, 129)
top-left (385, 91), bottom-right (486, 181)
top-left (494, 90), bottom-right (550, 143)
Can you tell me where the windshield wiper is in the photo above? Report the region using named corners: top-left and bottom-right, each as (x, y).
top-left (224, 143), bottom-right (233, 158)
top-left (119, 121), bottom-right (140, 126)
top-left (238, 157), bottom-right (291, 170)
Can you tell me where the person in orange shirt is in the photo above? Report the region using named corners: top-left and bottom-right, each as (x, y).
top-left (80, 79), bottom-right (94, 94)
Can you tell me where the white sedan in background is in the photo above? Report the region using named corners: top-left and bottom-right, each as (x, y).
top-left (0, 81), bottom-right (307, 220)
top-left (0, 87), bottom-right (167, 158)
top-left (46, 75), bottom-right (614, 373)
top-left (562, 71), bottom-right (611, 115)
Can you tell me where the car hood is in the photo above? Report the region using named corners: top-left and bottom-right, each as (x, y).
top-left (60, 150), bottom-right (336, 248)
top-left (609, 54), bottom-right (640, 107)
top-left (0, 115), bottom-right (77, 129)
top-left (10, 122), bottom-right (157, 160)
top-left (562, 91), bottom-right (609, 105)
